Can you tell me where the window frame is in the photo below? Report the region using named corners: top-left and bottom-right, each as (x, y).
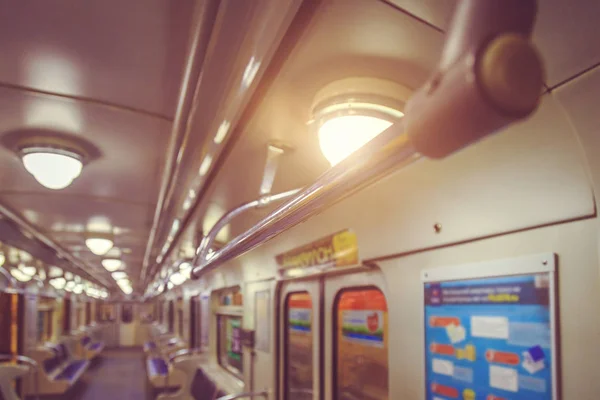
top-left (216, 313), bottom-right (244, 379)
top-left (332, 285), bottom-right (389, 400)
top-left (283, 291), bottom-right (315, 400)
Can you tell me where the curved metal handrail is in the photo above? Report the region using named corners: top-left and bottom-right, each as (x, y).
top-left (168, 347), bottom-right (204, 363)
top-left (0, 354), bottom-right (40, 400)
top-left (192, 188), bottom-right (300, 266)
top-left (0, 265), bottom-right (19, 292)
top-left (216, 391), bottom-right (268, 400)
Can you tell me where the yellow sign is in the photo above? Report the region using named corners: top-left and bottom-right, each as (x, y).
top-left (275, 230), bottom-right (359, 270)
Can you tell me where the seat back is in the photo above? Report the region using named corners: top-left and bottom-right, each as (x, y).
top-left (81, 336), bottom-right (91, 347)
top-left (190, 369), bottom-right (219, 400)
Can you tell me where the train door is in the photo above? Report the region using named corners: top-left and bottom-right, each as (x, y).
top-left (280, 279), bottom-right (321, 400)
top-left (324, 270), bottom-right (389, 400)
top-left (280, 269), bottom-right (389, 400)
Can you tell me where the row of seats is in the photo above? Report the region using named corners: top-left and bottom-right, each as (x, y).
top-left (144, 325), bottom-right (188, 396)
top-left (144, 323), bottom-right (235, 400)
top-left (25, 325), bottom-right (106, 397)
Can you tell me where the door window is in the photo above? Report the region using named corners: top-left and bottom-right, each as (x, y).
top-left (217, 315), bottom-right (244, 377)
top-left (334, 287), bottom-right (389, 400)
top-left (285, 292), bottom-right (314, 400)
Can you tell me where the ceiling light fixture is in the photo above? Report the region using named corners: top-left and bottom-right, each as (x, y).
top-left (20, 146), bottom-right (83, 190)
top-left (310, 77), bottom-right (410, 166)
top-left (112, 271), bottom-right (127, 280)
top-left (49, 277), bottom-right (66, 290)
top-left (169, 271), bottom-right (186, 286)
top-left (18, 264), bottom-right (37, 276)
top-left (11, 268), bottom-right (32, 282)
top-left (48, 266), bottom-right (63, 278)
top-left (180, 262), bottom-right (192, 280)
top-left (198, 155), bottom-right (213, 176)
top-left (0, 252), bottom-right (4, 267)
top-left (102, 258), bottom-right (123, 272)
top-left (85, 235), bottom-right (114, 256)
top-left (214, 120), bottom-right (231, 144)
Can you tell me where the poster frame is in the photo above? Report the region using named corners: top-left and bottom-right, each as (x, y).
top-left (421, 253), bottom-right (559, 400)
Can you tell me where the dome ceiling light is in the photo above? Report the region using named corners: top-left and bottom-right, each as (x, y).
top-left (85, 234), bottom-right (114, 256)
top-left (112, 271), bottom-right (127, 280)
top-left (16, 137), bottom-right (87, 190)
top-left (102, 258), bottom-right (123, 272)
top-left (310, 77), bottom-right (411, 166)
top-left (169, 271), bottom-right (186, 286)
top-left (18, 264), bottom-right (37, 276)
top-left (11, 268), bottom-right (32, 282)
top-left (49, 277), bottom-right (66, 290)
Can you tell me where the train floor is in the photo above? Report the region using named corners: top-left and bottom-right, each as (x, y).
top-left (72, 348), bottom-right (148, 400)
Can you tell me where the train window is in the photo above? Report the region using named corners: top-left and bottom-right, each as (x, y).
top-left (168, 301), bottom-right (175, 332)
top-left (334, 287), bottom-right (389, 400)
top-left (37, 309), bottom-right (53, 343)
top-left (122, 304), bottom-right (134, 323)
top-left (178, 309), bottom-right (184, 337)
top-left (217, 315), bottom-right (244, 377)
top-left (200, 294), bottom-right (210, 349)
top-left (285, 292), bottom-right (313, 400)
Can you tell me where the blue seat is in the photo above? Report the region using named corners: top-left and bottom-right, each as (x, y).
top-left (55, 359), bottom-right (88, 382)
top-left (149, 357), bottom-right (169, 376)
top-left (144, 341), bottom-right (157, 353)
top-left (89, 342), bottom-right (103, 351)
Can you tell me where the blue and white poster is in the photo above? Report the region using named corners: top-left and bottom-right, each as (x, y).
top-left (423, 257), bottom-right (557, 400)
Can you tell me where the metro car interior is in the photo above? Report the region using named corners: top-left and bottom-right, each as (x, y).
top-left (0, 0), bottom-right (599, 399)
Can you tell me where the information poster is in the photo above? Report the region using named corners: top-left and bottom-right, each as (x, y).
top-left (423, 256), bottom-right (557, 400)
top-left (255, 290), bottom-right (271, 352)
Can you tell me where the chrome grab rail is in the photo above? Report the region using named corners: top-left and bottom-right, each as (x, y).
top-left (216, 391), bottom-right (268, 400)
top-left (191, 0), bottom-right (544, 281)
top-left (0, 354), bottom-right (40, 400)
top-left (0, 266), bottom-right (19, 292)
top-left (168, 348), bottom-right (204, 363)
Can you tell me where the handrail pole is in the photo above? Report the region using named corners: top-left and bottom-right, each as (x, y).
top-left (192, 188), bottom-right (301, 266)
top-left (216, 391), bottom-right (268, 400)
top-left (142, 0), bottom-right (222, 283)
top-left (191, 0), bottom-right (544, 280)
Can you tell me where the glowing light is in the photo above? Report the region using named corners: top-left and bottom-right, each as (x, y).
top-left (169, 272), bottom-right (186, 286)
top-left (85, 237), bottom-right (114, 256)
top-left (0, 253), bottom-right (5, 267)
top-left (64, 272), bottom-right (73, 280)
top-left (65, 281), bottom-right (76, 292)
top-left (112, 271), bottom-right (127, 280)
top-left (214, 120), bottom-right (231, 144)
top-left (49, 277), bottom-right (66, 290)
top-left (73, 284), bottom-right (83, 294)
top-left (167, 282), bottom-right (174, 290)
top-left (102, 259), bottom-right (123, 272)
top-left (117, 278), bottom-right (130, 287)
top-left (242, 57), bottom-right (261, 88)
top-left (11, 268), bottom-right (32, 282)
top-left (318, 115), bottom-right (393, 166)
top-left (22, 151), bottom-right (83, 190)
top-left (49, 266), bottom-right (63, 278)
top-left (180, 262), bottom-right (192, 280)
top-left (18, 264), bottom-right (37, 276)
top-left (198, 155), bottom-right (213, 176)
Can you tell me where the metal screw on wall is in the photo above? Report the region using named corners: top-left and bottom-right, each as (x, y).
top-left (433, 223), bottom-right (442, 234)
